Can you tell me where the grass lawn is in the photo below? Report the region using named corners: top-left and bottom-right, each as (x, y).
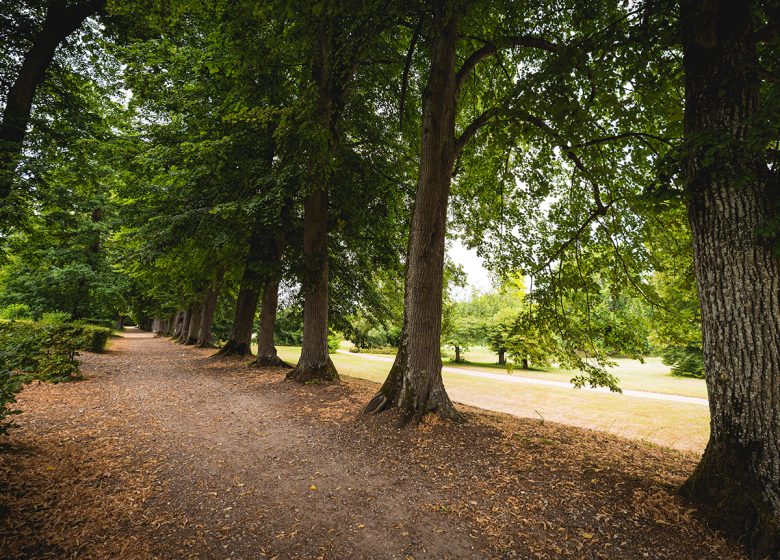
top-left (272, 345), bottom-right (709, 453)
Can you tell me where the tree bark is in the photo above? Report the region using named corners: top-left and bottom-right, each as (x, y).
top-left (0, 0), bottom-right (105, 202)
top-left (177, 308), bottom-right (192, 343)
top-left (185, 301), bottom-right (203, 345)
top-left (454, 346), bottom-right (461, 363)
top-left (252, 279), bottom-right (289, 368)
top-left (522, 358), bottom-right (529, 370)
top-left (679, 2), bottom-right (780, 557)
top-left (197, 278), bottom-right (222, 347)
top-left (498, 348), bottom-right (506, 365)
top-left (363, 0), bottom-right (460, 423)
top-left (171, 311), bottom-right (184, 338)
top-left (286, 19), bottom-right (345, 383)
top-left (216, 279), bottom-right (259, 357)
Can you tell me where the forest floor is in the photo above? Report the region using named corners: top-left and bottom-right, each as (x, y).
top-left (0, 330), bottom-right (745, 559)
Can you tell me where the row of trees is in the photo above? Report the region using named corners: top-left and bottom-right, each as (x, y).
top-left (1, 0), bottom-right (778, 556)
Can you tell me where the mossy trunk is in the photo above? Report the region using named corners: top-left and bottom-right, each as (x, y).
top-left (679, 2), bottom-right (780, 557)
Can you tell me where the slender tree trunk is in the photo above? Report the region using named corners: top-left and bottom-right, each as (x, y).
top-left (522, 358), bottom-right (529, 370)
top-left (364, 1), bottom-right (460, 423)
top-left (498, 349), bottom-right (505, 365)
top-left (0, 0), bottom-right (104, 203)
top-left (177, 308), bottom-right (192, 343)
top-left (679, 2), bottom-right (780, 557)
top-left (454, 346), bottom-right (461, 363)
top-left (253, 279), bottom-right (289, 368)
top-left (185, 301), bottom-right (202, 345)
top-left (197, 279), bottom-right (222, 347)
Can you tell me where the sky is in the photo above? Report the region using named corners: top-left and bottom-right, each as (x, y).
top-left (447, 239), bottom-right (493, 300)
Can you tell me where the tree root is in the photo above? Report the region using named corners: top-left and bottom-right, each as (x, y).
top-left (251, 355), bottom-right (291, 368)
top-left (285, 358), bottom-right (339, 383)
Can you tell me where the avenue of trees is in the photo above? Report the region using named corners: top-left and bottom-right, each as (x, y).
top-left (0, 0), bottom-right (778, 556)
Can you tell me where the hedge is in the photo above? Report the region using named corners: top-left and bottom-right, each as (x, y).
top-left (0, 320), bottom-right (113, 434)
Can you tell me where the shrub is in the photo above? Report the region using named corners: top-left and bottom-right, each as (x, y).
top-left (41, 311), bottom-right (72, 324)
top-left (0, 320), bottom-right (94, 433)
top-left (79, 325), bottom-right (112, 353)
top-left (662, 344), bottom-right (705, 378)
top-left (0, 303), bottom-right (32, 320)
top-left (0, 368), bottom-right (27, 435)
top-left (327, 332), bottom-right (342, 354)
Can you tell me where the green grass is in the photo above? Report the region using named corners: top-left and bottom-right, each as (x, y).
top-left (274, 345), bottom-right (709, 453)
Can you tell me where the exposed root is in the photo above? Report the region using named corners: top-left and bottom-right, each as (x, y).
top-left (364, 392), bottom-right (389, 415)
top-left (213, 341), bottom-right (253, 357)
top-left (286, 358), bottom-right (339, 383)
top-left (251, 355), bottom-right (291, 368)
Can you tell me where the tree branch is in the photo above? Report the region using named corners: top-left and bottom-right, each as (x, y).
top-left (453, 106), bottom-right (502, 158)
top-left (456, 35), bottom-right (561, 92)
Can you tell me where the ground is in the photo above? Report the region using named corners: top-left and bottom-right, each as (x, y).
top-left (276, 347), bottom-right (710, 452)
top-left (0, 331), bottom-right (744, 559)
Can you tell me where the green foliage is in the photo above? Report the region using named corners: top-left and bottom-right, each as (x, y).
top-left (0, 303), bottom-right (32, 320)
top-left (0, 368), bottom-right (26, 435)
top-left (41, 311), bottom-right (72, 324)
top-left (327, 332), bottom-right (341, 354)
top-left (79, 325), bottom-right (113, 353)
top-left (662, 345), bottom-right (705, 379)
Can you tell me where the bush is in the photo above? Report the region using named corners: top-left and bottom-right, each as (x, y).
top-left (41, 311), bottom-right (72, 324)
top-left (79, 325), bottom-right (112, 353)
top-left (0, 320), bottom-right (98, 433)
top-left (349, 346), bottom-right (397, 355)
top-left (83, 318), bottom-right (115, 329)
top-left (0, 303), bottom-right (32, 321)
top-left (662, 344), bottom-right (705, 378)
top-left (328, 332), bottom-right (342, 354)
top-left (0, 368), bottom-right (26, 435)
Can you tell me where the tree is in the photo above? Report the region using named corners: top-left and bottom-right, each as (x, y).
top-left (677, 1), bottom-right (780, 556)
top-left (1, 0), bottom-right (105, 206)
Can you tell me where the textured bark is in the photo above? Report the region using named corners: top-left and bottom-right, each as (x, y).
top-left (364, 1), bottom-right (460, 423)
top-left (177, 308), bottom-right (192, 344)
top-left (679, 2), bottom-right (780, 557)
top-left (197, 279), bottom-right (222, 347)
top-left (252, 279), bottom-right (289, 368)
top-left (171, 311), bottom-right (184, 339)
top-left (287, 21), bottom-right (345, 384)
top-left (0, 0), bottom-right (104, 201)
top-left (287, 184), bottom-right (338, 382)
top-left (185, 301), bottom-right (203, 345)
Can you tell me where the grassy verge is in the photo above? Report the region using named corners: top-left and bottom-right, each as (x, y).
top-left (273, 346), bottom-right (709, 453)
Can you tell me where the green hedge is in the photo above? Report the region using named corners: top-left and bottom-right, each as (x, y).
top-left (0, 321), bottom-right (113, 434)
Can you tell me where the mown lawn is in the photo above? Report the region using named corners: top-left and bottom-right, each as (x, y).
top-left (272, 346), bottom-right (710, 453)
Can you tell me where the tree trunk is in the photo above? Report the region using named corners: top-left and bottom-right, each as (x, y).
top-left (679, 2), bottom-right (780, 557)
top-left (498, 348), bottom-right (506, 365)
top-left (197, 280), bottom-right (221, 347)
top-left (286, 21), bottom-right (344, 383)
top-left (177, 308), bottom-right (192, 343)
top-left (454, 346), bottom-right (461, 363)
top-left (0, 0), bottom-right (104, 202)
top-left (171, 311), bottom-right (184, 338)
top-left (216, 281), bottom-right (259, 357)
top-left (185, 301), bottom-right (203, 345)
top-left (522, 358), bottom-right (529, 370)
top-left (363, 1), bottom-right (460, 423)
top-left (252, 279), bottom-right (289, 368)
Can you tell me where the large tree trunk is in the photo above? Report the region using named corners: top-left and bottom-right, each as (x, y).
top-left (185, 301), bottom-right (203, 345)
top-left (0, 0), bottom-right (104, 202)
top-left (286, 184), bottom-right (337, 381)
top-left (171, 311), bottom-right (184, 338)
top-left (177, 308), bottom-right (192, 343)
top-left (216, 280), bottom-right (260, 357)
top-left (498, 349), bottom-right (505, 365)
top-left (286, 21), bottom-right (343, 383)
top-left (679, 2), bottom-right (780, 557)
top-left (252, 279), bottom-right (289, 368)
top-left (363, 1), bottom-right (459, 423)
top-left (197, 280), bottom-right (221, 347)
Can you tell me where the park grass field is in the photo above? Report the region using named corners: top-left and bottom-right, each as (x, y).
top-left (273, 345), bottom-right (710, 453)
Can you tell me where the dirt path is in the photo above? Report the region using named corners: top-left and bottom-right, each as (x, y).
top-left (335, 350), bottom-right (709, 406)
top-left (1, 331), bottom-right (744, 559)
